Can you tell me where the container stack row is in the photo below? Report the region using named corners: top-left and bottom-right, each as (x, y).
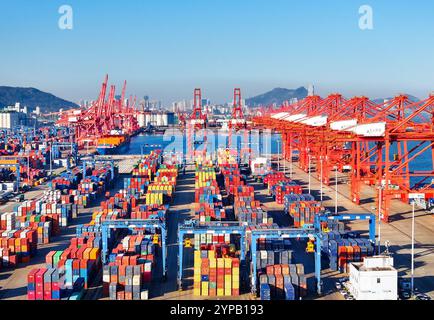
top-left (283, 194), bottom-right (323, 227)
top-left (132, 150), bottom-right (161, 178)
top-left (259, 263), bottom-right (306, 300)
top-left (0, 228), bottom-right (37, 267)
top-left (193, 248), bottom-right (240, 297)
top-left (2, 163), bottom-right (114, 270)
top-left (27, 234), bottom-right (101, 300)
top-left (103, 235), bottom-right (155, 300)
top-left (221, 164), bottom-right (272, 226)
top-left (255, 239), bottom-right (293, 273)
top-left (322, 234), bottom-right (375, 272)
top-left (194, 166), bottom-right (226, 223)
top-left (144, 164), bottom-right (177, 206)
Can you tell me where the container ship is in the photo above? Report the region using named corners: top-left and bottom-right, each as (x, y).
top-left (96, 132), bottom-right (130, 155)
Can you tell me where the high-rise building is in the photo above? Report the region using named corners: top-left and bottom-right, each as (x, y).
top-left (308, 84), bottom-right (315, 96)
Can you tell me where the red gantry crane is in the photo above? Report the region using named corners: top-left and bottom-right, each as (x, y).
top-left (186, 88), bottom-right (208, 160)
top-left (56, 75), bottom-right (139, 149)
top-left (254, 91), bottom-right (434, 223)
top-left (228, 88), bottom-right (248, 151)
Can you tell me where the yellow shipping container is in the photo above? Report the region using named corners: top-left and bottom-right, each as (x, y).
top-left (0, 159), bottom-right (19, 165)
top-left (217, 258), bottom-right (224, 268)
top-left (194, 274), bottom-right (202, 282)
top-left (224, 258), bottom-right (232, 268)
top-left (193, 287), bottom-right (201, 296)
top-left (194, 266), bottom-right (201, 275)
top-left (224, 286), bottom-right (232, 296)
top-left (194, 251), bottom-right (201, 261)
top-left (90, 248), bottom-right (100, 260)
top-left (217, 288), bottom-right (224, 296)
top-left (232, 278), bottom-right (239, 289)
top-left (201, 282), bottom-right (209, 296)
top-left (82, 248), bottom-right (91, 260)
top-left (225, 274), bottom-right (232, 283)
top-left (210, 258), bottom-right (216, 268)
top-left (194, 281), bottom-right (201, 289)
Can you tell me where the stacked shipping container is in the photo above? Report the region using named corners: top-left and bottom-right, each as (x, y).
top-left (284, 194), bottom-right (323, 227)
top-left (103, 235), bottom-right (155, 300)
top-left (193, 248), bottom-right (240, 297)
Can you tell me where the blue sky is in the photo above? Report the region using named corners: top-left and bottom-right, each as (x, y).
top-left (0, 0), bottom-right (433, 105)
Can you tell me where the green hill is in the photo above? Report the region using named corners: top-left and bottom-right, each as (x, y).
top-left (0, 86), bottom-right (78, 112)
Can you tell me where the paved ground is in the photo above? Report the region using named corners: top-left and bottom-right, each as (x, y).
top-left (0, 173), bottom-right (127, 300)
top-left (0, 167), bottom-right (65, 213)
top-left (2, 157), bottom-right (433, 300)
top-left (150, 165), bottom-right (253, 300)
top-left (278, 159), bottom-right (434, 298)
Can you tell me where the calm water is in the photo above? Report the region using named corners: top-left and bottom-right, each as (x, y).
top-left (129, 132), bottom-right (433, 186)
top-left (128, 132), bottom-right (283, 156)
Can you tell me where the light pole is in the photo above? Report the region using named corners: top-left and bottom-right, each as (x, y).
top-left (277, 140), bottom-right (280, 172)
top-left (49, 142), bottom-right (52, 176)
top-left (308, 154), bottom-right (311, 194)
top-left (27, 154), bottom-right (30, 186)
top-left (335, 167), bottom-right (338, 214)
top-left (320, 156), bottom-right (323, 204)
top-left (378, 187), bottom-right (383, 255)
top-left (411, 200), bottom-right (415, 296)
top-left (289, 140), bottom-right (293, 179)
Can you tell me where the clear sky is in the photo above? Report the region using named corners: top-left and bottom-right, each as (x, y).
top-left (0, 0), bottom-right (433, 105)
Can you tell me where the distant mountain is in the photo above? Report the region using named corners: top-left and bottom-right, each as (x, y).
top-left (372, 94), bottom-right (420, 104)
top-left (0, 86), bottom-right (79, 113)
top-left (246, 87), bottom-right (308, 107)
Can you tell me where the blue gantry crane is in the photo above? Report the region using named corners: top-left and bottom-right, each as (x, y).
top-left (313, 212), bottom-right (376, 244)
top-left (51, 142), bottom-right (78, 169)
top-left (250, 227), bottom-right (323, 295)
top-left (0, 161), bottom-right (20, 192)
top-left (177, 221), bottom-right (247, 290)
top-left (101, 219), bottom-right (168, 278)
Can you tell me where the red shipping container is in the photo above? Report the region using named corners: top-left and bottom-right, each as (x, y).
top-left (117, 291), bottom-right (125, 300)
top-left (266, 265), bottom-right (274, 275)
top-left (274, 265), bottom-right (282, 275)
top-left (275, 274), bottom-right (284, 290)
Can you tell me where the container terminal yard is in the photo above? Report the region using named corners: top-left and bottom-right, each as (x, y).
top-left (0, 81), bottom-right (433, 302)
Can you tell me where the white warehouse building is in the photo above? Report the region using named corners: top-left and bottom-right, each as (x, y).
top-left (348, 255), bottom-right (398, 300)
top-left (0, 111), bottom-right (25, 129)
top-left (136, 111), bottom-right (175, 127)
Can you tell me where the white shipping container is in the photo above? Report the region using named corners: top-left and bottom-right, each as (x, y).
top-left (103, 274), bottom-right (110, 283)
top-left (132, 275), bottom-right (141, 286)
top-left (144, 262), bottom-right (152, 272)
top-left (140, 290), bottom-right (149, 300)
top-left (224, 234), bottom-right (230, 243)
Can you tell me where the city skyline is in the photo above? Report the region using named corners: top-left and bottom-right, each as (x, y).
top-left (0, 0), bottom-right (433, 105)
